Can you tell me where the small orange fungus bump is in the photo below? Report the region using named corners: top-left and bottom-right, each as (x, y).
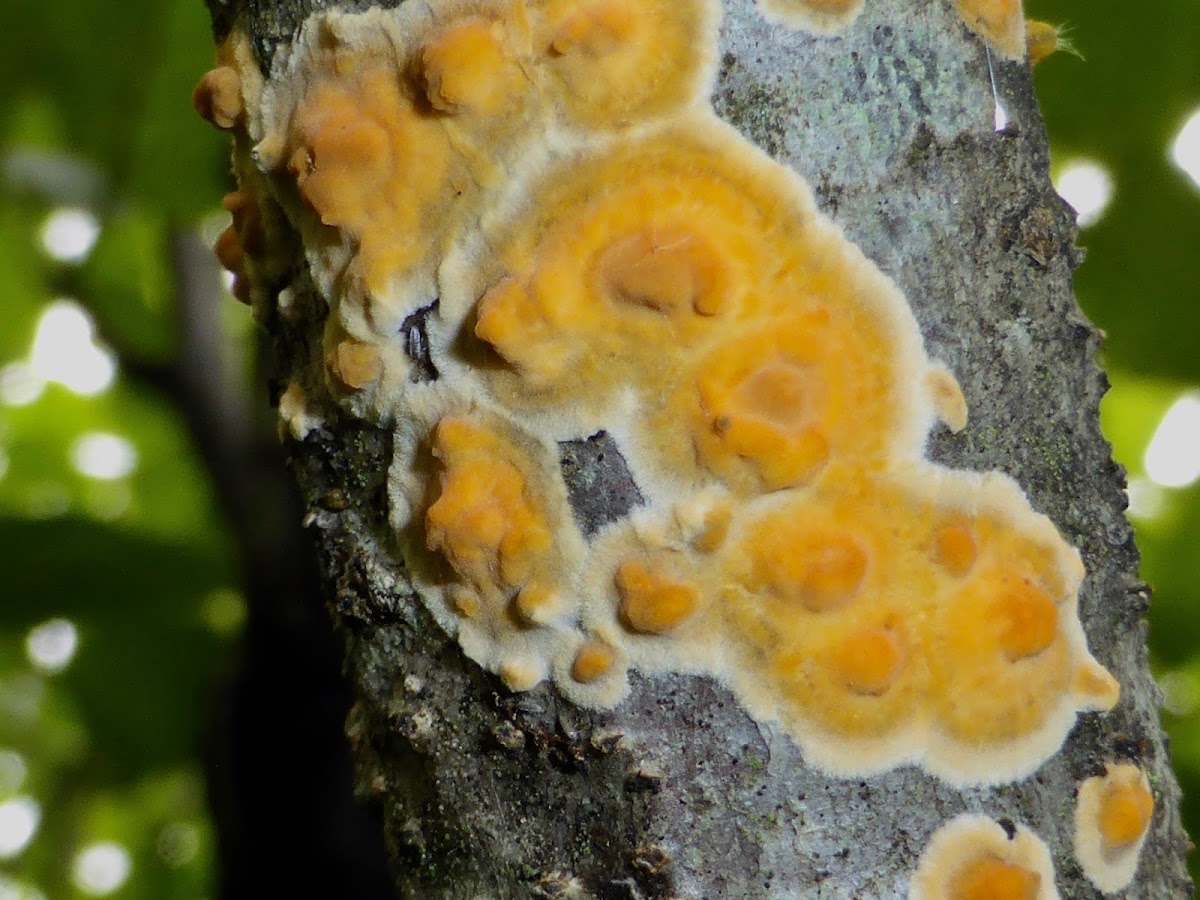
top-left (828, 627), bottom-right (905, 696)
top-left (995, 579), bottom-right (1058, 661)
top-left (513, 582), bottom-right (558, 624)
top-left (780, 532), bottom-right (868, 612)
top-left (571, 640), bottom-right (616, 683)
top-left (1074, 763), bottom-right (1154, 891)
top-left (1099, 778), bottom-right (1155, 849)
top-left (450, 589), bottom-right (483, 619)
top-left (421, 18), bottom-right (508, 114)
top-left (537, 0), bottom-right (714, 125)
top-left (328, 339), bottom-right (383, 389)
top-left (615, 560), bottom-right (699, 634)
top-left (1026, 21), bottom-right (1061, 67)
top-left (927, 368), bottom-right (968, 432)
top-left (192, 66), bottom-right (243, 129)
top-left (910, 815), bottom-right (1057, 900)
top-left (548, 0), bottom-right (638, 56)
top-left (1073, 663), bottom-right (1121, 710)
top-left (950, 855), bottom-right (1041, 900)
top-left (499, 659), bottom-right (541, 692)
top-left (425, 417), bottom-right (553, 600)
top-left (932, 522), bottom-right (977, 577)
top-left (288, 100), bottom-right (392, 225)
top-left (214, 226), bottom-right (244, 273)
top-left (595, 229), bottom-right (728, 316)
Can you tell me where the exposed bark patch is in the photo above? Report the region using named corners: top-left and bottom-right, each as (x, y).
top-left (558, 431), bottom-right (645, 537)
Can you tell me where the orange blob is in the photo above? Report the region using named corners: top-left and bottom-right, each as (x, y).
top-left (327, 339), bottom-right (383, 389)
top-left (571, 640), bottom-right (616, 683)
top-left (289, 104), bottom-right (393, 226)
top-left (615, 560), bottom-right (699, 634)
top-left (282, 69), bottom-right (451, 296)
top-left (549, 0), bottom-right (638, 56)
top-left (1098, 778), bottom-right (1155, 850)
top-left (214, 226), bottom-right (244, 274)
top-left (690, 307), bottom-right (902, 492)
top-left (995, 578), bottom-right (1059, 661)
top-left (933, 522), bottom-right (977, 577)
top-left (420, 18), bottom-right (509, 114)
top-left (950, 855), bottom-right (1042, 900)
top-left (192, 66), bottom-right (242, 129)
top-left (828, 627), bottom-right (905, 696)
top-left (1026, 20), bottom-right (1061, 67)
top-left (425, 417), bottom-right (553, 598)
top-left (765, 531), bottom-right (868, 613)
top-left (595, 228), bottom-right (729, 316)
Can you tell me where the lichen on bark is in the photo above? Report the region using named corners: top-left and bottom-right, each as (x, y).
top-left (202, 0), bottom-right (1192, 896)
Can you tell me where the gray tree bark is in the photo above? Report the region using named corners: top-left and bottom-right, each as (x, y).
top-left (201, 0), bottom-right (1192, 896)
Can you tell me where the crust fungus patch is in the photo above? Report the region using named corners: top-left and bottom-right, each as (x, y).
top-left (909, 814), bottom-right (1060, 899)
top-left (196, 0), bottom-right (1117, 790)
top-left (755, 0), bottom-right (1028, 61)
top-left (1074, 763), bottom-right (1155, 893)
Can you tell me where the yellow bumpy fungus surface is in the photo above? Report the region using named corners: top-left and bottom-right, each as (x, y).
top-left (202, 0), bottom-right (1118, 794)
top-left (909, 814), bottom-right (1060, 900)
top-left (534, 0), bottom-right (718, 127)
top-left (1074, 763), bottom-right (1155, 892)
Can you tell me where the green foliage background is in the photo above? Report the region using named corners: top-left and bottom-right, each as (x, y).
top-left (0, 0), bottom-right (1194, 895)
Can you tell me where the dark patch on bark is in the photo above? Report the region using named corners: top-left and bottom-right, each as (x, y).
top-left (558, 432), bottom-right (645, 537)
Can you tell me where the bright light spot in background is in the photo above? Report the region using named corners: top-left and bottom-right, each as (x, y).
top-left (0, 875), bottom-right (47, 900)
top-left (0, 797), bottom-right (40, 859)
top-left (0, 751), bottom-right (26, 795)
top-left (1125, 475), bottom-right (1166, 521)
top-left (72, 843), bottom-right (132, 896)
top-left (221, 270), bottom-right (236, 292)
top-left (156, 822), bottom-right (200, 867)
top-left (1144, 391), bottom-right (1200, 488)
top-left (201, 588), bottom-right (247, 636)
top-left (30, 301), bottom-right (116, 396)
top-left (1171, 106), bottom-right (1200, 189)
top-left (1054, 159), bottom-right (1114, 228)
top-left (25, 619), bottom-right (79, 674)
top-left (39, 208), bottom-right (100, 264)
top-left (0, 363), bottom-right (45, 407)
top-left (69, 433), bottom-right (137, 481)
top-left (1160, 670), bottom-right (1200, 718)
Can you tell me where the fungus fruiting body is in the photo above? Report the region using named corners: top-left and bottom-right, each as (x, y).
top-left (195, 0), bottom-right (1117, 791)
top-left (1074, 763), bottom-right (1155, 892)
top-left (909, 814), bottom-right (1060, 899)
top-left (756, 0), bottom-right (1028, 61)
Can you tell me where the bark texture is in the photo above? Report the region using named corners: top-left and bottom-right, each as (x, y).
top-left (203, 0), bottom-right (1192, 895)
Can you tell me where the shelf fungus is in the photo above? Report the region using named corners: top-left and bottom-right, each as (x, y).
top-left (195, 0), bottom-right (1118, 796)
top-left (910, 814), bottom-right (1060, 899)
top-left (1074, 763), bottom-right (1155, 893)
